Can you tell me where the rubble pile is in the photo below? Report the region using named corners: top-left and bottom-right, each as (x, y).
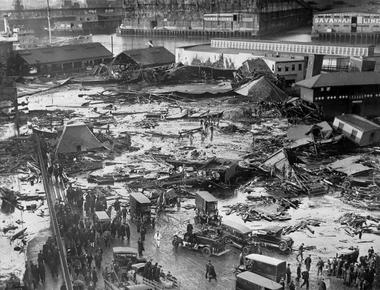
top-left (0, 137), bottom-right (38, 175)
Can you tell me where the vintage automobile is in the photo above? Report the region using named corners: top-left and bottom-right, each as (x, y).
top-left (129, 192), bottom-right (153, 226)
top-left (113, 247), bottom-right (147, 269)
top-left (236, 254), bottom-right (286, 283)
top-left (172, 228), bottom-right (229, 257)
top-left (194, 191), bottom-right (221, 226)
top-left (220, 219), bottom-right (256, 255)
top-left (95, 210), bottom-right (111, 231)
top-left (251, 226), bottom-right (294, 253)
top-left (132, 263), bottom-right (180, 289)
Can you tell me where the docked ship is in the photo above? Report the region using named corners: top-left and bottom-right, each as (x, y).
top-left (117, 0), bottom-right (312, 38)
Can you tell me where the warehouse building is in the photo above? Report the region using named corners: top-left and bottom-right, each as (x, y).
top-left (119, 0), bottom-right (312, 37)
top-left (14, 42), bottom-right (113, 75)
top-left (312, 8), bottom-right (380, 44)
top-left (296, 72), bottom-right (380, 118)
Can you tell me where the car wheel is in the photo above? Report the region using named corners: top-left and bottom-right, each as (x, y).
top-left (202, 247), bottom-right (211, 257)
top-left (242, 246), bottom-right (250, 255)
top-left (279, 241), bottom-right (288, 252)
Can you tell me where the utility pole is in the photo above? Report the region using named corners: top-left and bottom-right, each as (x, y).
top-left (46, 0), bottom-right (52, 44)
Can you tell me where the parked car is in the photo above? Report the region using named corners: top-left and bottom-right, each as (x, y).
top-left (172, 228), bottom-right (229, 257)
top-left (220, 219), bottom-right (256, 255)
top-left (251, 226), bottom-right (293, 253)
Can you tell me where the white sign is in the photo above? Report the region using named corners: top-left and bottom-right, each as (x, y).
top-left (314, 17), bottom-right (350, 24)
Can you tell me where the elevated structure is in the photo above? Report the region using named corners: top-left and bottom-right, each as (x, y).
top-left (210, 39), bottom-right (375, 57)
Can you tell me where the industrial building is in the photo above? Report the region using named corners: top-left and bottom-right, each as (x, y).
top-left (14, 42), bottom-right (113, 75)
top-left (295, 72), bottom-right (380, 118)
top-left (312, 8), bottom-right (380, 44)
top-left (175, 39), bottom-right (376, 84)
top-left (119, 0), bottom-right (312, 37)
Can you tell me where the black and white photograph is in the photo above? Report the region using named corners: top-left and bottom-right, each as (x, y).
top-left (0, 0), bottom-right (379, 289)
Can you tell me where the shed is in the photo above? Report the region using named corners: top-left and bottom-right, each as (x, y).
top-left (112, 46), bottom-right (175, 68)
top-left (16, 42), bottom-right (113, 74)
top-left (333, 114), bottom-right (380, 146)
top-left (56, 122), bottom-right (105, 155)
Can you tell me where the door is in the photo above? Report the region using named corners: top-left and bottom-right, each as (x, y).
top-left (351, 17), bottom-right (357, 33)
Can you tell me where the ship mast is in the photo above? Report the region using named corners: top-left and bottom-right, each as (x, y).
top-left (46, 0), bottom-right (52, 44)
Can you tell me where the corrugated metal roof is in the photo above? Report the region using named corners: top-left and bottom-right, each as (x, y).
top-left (296, 72), bottom-right (380, 88)
top-left (116, 46), bottom-right (174, 67)
top-left (335, 114), bottom-right (380, 132)
top-left (18, 42), bottom-right (113, 65)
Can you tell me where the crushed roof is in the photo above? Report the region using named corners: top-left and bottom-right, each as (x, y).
top-left (18, 43), bottom-right (113, 65)
top-left (116, 46), bottom-right (174, 67)
top-left (235, 76), bottom-right (288, 103)
top-left (295, 72), bottom-right (380, 88)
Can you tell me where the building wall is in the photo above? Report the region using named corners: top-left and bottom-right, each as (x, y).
top-left (210, 39), bottom-right (374, 57)
top-left (302, 84), bottom-right (380, 118)
top-left (333, 118), bottom-right (380, 146)
top-left (313, 12), bottom-right (380, 34)
top-left (121, 0), bottom-right (311, 34)
top-left (263, 58), bottom-right (305, 82)
top-left (175, 48), bottom-right (259, 69)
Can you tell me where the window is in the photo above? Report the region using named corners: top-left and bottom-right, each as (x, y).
top-left (351, 129), bottom-right (358, 139)
top-left (326, 87), bottom-right (331, 92)
top-left (278, 66), bottom-right (282, 72)
top-left (285, 66), bottom-right (289, 72)
top-left (292, 64), bottom-right (295, 71)
top-left (338, 122), bottom-right (344, 130)
top-left (298, 64), bottom-right (302, 71)
top-left (272, 64), bottom-right (275, 71)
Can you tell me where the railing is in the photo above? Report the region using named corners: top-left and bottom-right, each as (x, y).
top-left (34, 134), bottom-right (73, 290)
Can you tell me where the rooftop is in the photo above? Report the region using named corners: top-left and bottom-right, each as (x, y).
top-left (18, 42), bottom-right (113, 65)
top-left (211, 38), bottom-right (375, 48)
top-left (295, 72), bottom-right (380, 89)
top-left (263, 56), bottom-right (304, 62)
top-left (314, 8), bottom-right (380, 15)
top-left (115, 46), bottom-right (174, 67)
top-left (335, 114), bottom-right (380, 132)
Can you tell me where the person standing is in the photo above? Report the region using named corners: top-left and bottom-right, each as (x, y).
top-left (289, 280), bottom-right (296, 290)
top-left (286, 263), bottom-right (292, 285)
top-left (296, 263), bottom-right (302, 283)
top-left (297, 243), bottom-right (305, 262)
top-left (119, 223), bottom-right (126, 240)
top-left (125, 222), bottom-right (130, 241)
top-left (301, 270), bottom-right (309, 289)
top-left (317, 257), bottom-right (324, 276)
top-left (140, 225), bottom-right (146, 242)
top-left (305, 255), bottom-right (312, 272)
top-left (91, 267), bottom-right (98, 288)
top-left (154, 230), bottom-right (162, 248)
top-left (138, 237), bottom-right (144, 257)
top-left (205, 260), bottom-right (217, 282)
